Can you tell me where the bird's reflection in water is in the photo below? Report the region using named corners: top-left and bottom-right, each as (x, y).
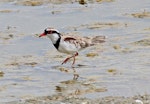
top-left (52, 65), bottom-right (80, 80)
top-left (52, 63), bottom-right (96, 80)
top-left (51, 65), bottom-right (107, 98)
top-left (54, 74), bottom-right (107, 98)
top-left (60, 67), bottom-right (79, 80)
top-left (72, 68), bottom-right (79, 80)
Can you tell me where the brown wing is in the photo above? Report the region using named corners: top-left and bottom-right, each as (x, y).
top-left (64, 37), bottom-right (76, 41)
top-left (61, 33), bottom-right (105, 49)
top-left (63, 36), bottom-right (91, 49)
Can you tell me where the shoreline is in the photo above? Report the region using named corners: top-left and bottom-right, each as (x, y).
top-left (4, 94), bottom-right (149, 104)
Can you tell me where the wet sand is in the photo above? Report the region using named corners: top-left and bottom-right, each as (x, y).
top-left (0, 0), bottom-right (150, 103)
top-left (2, 94), bottom-right (150, 104)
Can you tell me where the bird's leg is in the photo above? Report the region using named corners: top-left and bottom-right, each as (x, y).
top-left (61, 57), bottom-right (70, 65)
top-left (72, 52), bottom-right (78, 66)
top-left (61, 52), bottom-right (78, 65)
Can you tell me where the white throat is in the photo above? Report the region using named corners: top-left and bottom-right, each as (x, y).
top-left (47, 33), bottom-right (60, 44)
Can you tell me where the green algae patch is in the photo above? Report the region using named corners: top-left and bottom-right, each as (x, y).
top-left (17, 0), bottom-right (43, 6)
top-left (86, 52), bottom-right (99, 57)
top-left (79, 0), bottom-right (87, 5)
top-left (0, 71), bottom-right (4, 77)
top-left (132, 38), bottom-right (150, 46)
top-left (131, 11), bottom-right (150, 18)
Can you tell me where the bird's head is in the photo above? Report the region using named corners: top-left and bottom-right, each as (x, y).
top-left (39, 28), bottom-right (60, 37)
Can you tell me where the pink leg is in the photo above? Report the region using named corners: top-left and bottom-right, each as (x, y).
top-left (61, 52), bottom-right (78, 65)
top-left (72, 52), bottom-right (78, 66)
top-left (61, 57), bottom-right (70, 65)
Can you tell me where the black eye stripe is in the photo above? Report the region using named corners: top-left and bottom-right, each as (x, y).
top-left (45, 29), bottom-right (59, 34)
top-left (52, 31), bottom-right (58, 34)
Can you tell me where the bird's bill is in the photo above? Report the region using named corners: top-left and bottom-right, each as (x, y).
top-left (39, 33), bottom-right (46, 37)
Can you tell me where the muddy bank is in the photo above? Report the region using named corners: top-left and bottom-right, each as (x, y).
top-left (4, 94), bottom-right (150, 104)
top-left (0, 0), bottom-right (114, 6)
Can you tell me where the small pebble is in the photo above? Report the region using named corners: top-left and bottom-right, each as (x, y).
top-left (135, 99), bottom-right (143, 104)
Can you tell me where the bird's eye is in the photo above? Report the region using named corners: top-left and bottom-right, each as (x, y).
top-left (45, 29), bottom-right (58, 34)
top-left (47, 31), bottom-right (52, 34)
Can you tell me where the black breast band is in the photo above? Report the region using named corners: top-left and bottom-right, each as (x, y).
top-left (53, 37), bottom-right (61, 50)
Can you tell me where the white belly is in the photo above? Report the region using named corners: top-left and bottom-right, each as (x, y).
top-left (58, 41), bottom-right (80, 54)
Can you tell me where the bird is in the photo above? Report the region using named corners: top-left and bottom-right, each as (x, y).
top-left (39, 27), bottom-right (106, 67)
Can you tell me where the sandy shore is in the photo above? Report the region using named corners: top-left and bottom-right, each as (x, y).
top-left (4, 94), bottom-right (150, 104)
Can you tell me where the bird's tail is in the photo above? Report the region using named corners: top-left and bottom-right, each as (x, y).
top-left (91, 36), bottom-right (106, 44)
top-left (81, 35), bottom-right (106, 47)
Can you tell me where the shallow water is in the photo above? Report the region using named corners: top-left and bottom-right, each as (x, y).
top-left (0, 0), bottom-right (150, 103)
